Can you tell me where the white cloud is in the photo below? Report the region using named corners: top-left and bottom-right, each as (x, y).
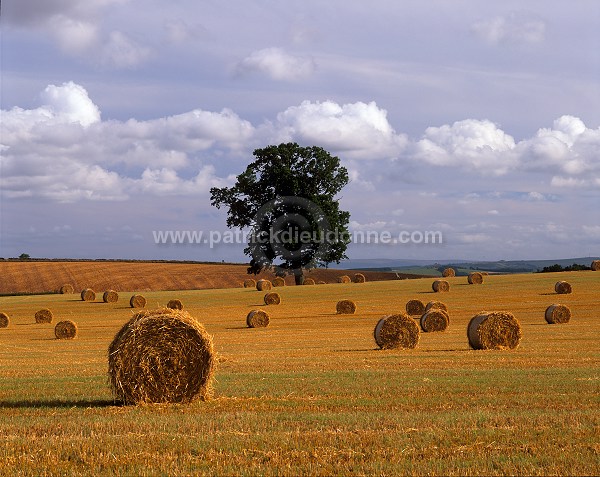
top-left (99, 31), bottom-right (152, 69)
top-left (471, 11), bottom-right (546, 46)
top-left (236, 47), bottom-right (316, 81)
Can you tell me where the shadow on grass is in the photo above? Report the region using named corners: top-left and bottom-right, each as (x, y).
top-left (224, 326), bottom-right (250, 330)
top-left (539, 292), bottom-right (559, 295)
top-left (0, 399), bottom-right (123, 409)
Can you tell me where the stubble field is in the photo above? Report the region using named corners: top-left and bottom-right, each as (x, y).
top-left (0, 270), bottom-right (598, 475)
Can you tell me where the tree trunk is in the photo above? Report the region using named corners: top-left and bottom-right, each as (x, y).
top-left (294, 269), bottom-right (304, 285)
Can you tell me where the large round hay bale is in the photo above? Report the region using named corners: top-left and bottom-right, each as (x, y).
top-left (545, 304), bottom-right (571, 324)
top-left (55, 320), bottom-right (78, 339)
top-left (246, 309), bottom-right (270, 328)
top-left (35, 308), bottom-right (53, 324)
top-left (354, 273), bottom-right (366, 283)
top-left (256, 279), bottom-right (272, 291)
top-left (554, 281), bottom-right (572, 294)
top-left (108, 308), bottom-right (215, 404)
top-left (303, 278), bottom-right (315, 285)
top-left (373, 313), bottom-right (420, 350)
top-left (167, 299), bottom-right (184, 310)
top-left (0, 312), bottom-right (9, 328)
top-left (103, 290), bottom-right (119, 303)
top-left (591, 260), bottom-right (600, 271)
top-left (243, 278), bottom-right (256, 288)
top-left (129, 294), bottom-right (147, 308)
top-left (337, 275), bottom-right (351, 284)
top-left (442, 268), bottom-right (456, 278)
top-left (336, 300), bottom-right (357, 314)
top-left (467, 311), bottom-right (522, 350)
top-left (405, 299), bottom-right (425, 316)
top-left (432, 280), bottom-right (450, 292)
top-left (468, 272), bottom-right (484, 284)
top-left (264, 292), bottom-right (281, 305)
top-left (317, 280), bottom-right (327, 285)
top-left (59, 284), bottom-right (75, 294)
top-left (420, 309), bottom-right (449, 332)
top-left (81, 288), bottom-right (96, 301)
top-left (272, 277), bottom-right (286, 287)
top-left (425, 301), bottom-right (448, 313)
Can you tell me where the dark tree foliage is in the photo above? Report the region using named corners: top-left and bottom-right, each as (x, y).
top-left (210, 143), bottom-right (351, 284)
top-left (538, 263), bottom-right (591, 273)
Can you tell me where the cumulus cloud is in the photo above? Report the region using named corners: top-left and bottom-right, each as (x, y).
top-left (471, 11), bottom-right (546, 46)
top-left (99, 31), bottom-right (152, 69)
top-left (274, 100), bottom-right (408, 159)
top-left (236, 47), bottom-right (316, 81)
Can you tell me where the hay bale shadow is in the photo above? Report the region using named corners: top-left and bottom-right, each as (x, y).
top-left (0, 399), bottom-right (122, 408)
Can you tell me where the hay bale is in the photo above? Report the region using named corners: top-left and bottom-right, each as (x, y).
top-left (108, 308), bottom-right (215, 404)
top-left (272, 277), bottom-right (286, 287)
top-left (337, 275), bottom-right (351, 284)
top-left (0, 312), bottom-right (9, 328)
top-left (246, 309), bottom-right (270, 328)
top-left (545, 304), bottom-right (571, 324)
top-left (55, 320), bottom-right (77, 339)
top-left (167, 299), bottom-right (184, 310)
top-left (354, 273), bottom-right (366, 283)
top-left (59, 284), bottom-right (75, 294)
top-left (130, 294), bottom-right (147, 308)
top-left (81, 288), bottom-right (96, 301)
top-left (425, 301), bottom-right (448, 313)
top-left (336, 300), bottom-right (357, 314)
top-left (373, 313), bottom-right (420, 350)
top-left (317, 281), bottom-right (327, 285)
top-left (264, 292), bottom-right (281, 305)
top-left (405, 299), bottom-right (426, 316)
top-left (467, 311), bottom-right (522, 350)
top-left (432, 280), bottom-right (450, 292)
top-left (591, 260), bottom-right (600, 271)
top-left (35, 308), bottom-right (53, 324)
top-left (103, 290), bottom-right (119, 303)
top-left (554, 281), bottom-right (572, 294)
top-left (303, 278), bottom-right (315, 285)
top-left (256, 279), bottom-right (272, 291)
top-left (420, 309), bottom-right (449, 332)
top-left (442, 268), bottom-right (456, 277)
top-left (243, 279), bottom-right (256, 288)
top-left (468, 272), bottom-right (484, 284)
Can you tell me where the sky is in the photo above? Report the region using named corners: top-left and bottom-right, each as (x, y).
top-left (1, 0), bottom-right (599, 264)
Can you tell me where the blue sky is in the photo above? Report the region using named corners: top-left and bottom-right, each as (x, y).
top-left (1, 0), bottom-right (599, 262)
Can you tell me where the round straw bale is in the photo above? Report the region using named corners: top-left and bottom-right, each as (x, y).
top-left (354, 273), bottom-right (366, 283)
top-left (442, 268), bottom-right (456, 277)
top-left (432, 280), bottom-right (450, 292)
top-left (317, 281), bottom-right (326, 285)
top-left (373, 313), bottom-right (420, 350)
top-left (591, 260), bottom-right (600, 271)
top-left (55, 320), bottom-right (77, 339)
top-left (264, 292), bottom-right (281, 305)
top-left (337, 275), bottom-right (351, 284)
top-left (468, 272), bottom-right (484, 284)
top-left (467, 311), bottom-right (522, 350)
top-left (425, 301), bottom-right (448, 313)
top-left (103, 290), bottom-right (119, 303)
top-left (108, 308), bottom-right (215, 404)
top-left (167, 299), bottom-right (184, 310)
top-left (246, 309), bottom-right (270, 328)
top-left (243, 278), bottom-right (256, 288)
top-left (256, 279), bottom-right (272, 291)
top-left (420, 309), bottom-right (449, 332)
top-left (545, 304), bottom-right (571, 324)
top-left (129, 294), bottom-right (147, 308)
top-left (81, 288), bottom-right (96, 301)
top-left (554, 281), bottom-right (572, 294)
top-left (0, 312), bottom-right (9, 328)
top-left (336, 300), bottom-right (357, 314)
top-left (272, 277), bottom-right (286, 287)
top-left (405, 299), bottom-right (426, 316)
top-left (59, 284), bottom-right (75, 294)
top-left (35, 308), bottom-right (53, 324)
top-left (303, 278), bottom-right (315, 285)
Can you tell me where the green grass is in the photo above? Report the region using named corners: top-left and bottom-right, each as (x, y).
top-left (1, 272), bottom-right (599, 475)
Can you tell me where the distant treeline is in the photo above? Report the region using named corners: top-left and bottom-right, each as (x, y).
top-left (537, 263), bottom-right (591, 273)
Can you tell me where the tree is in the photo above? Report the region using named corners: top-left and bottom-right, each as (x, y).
top-left (210, 143), bottom-right (351, 284)
top-left (18, 253), bottom-right (30, 260)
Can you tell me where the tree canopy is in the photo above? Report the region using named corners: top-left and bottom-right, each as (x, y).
top-left (210, 143), bottom-right (350, 284)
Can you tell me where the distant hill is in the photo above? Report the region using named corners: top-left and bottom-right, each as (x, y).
top-left (339, 257), bottom-right (600, 276)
